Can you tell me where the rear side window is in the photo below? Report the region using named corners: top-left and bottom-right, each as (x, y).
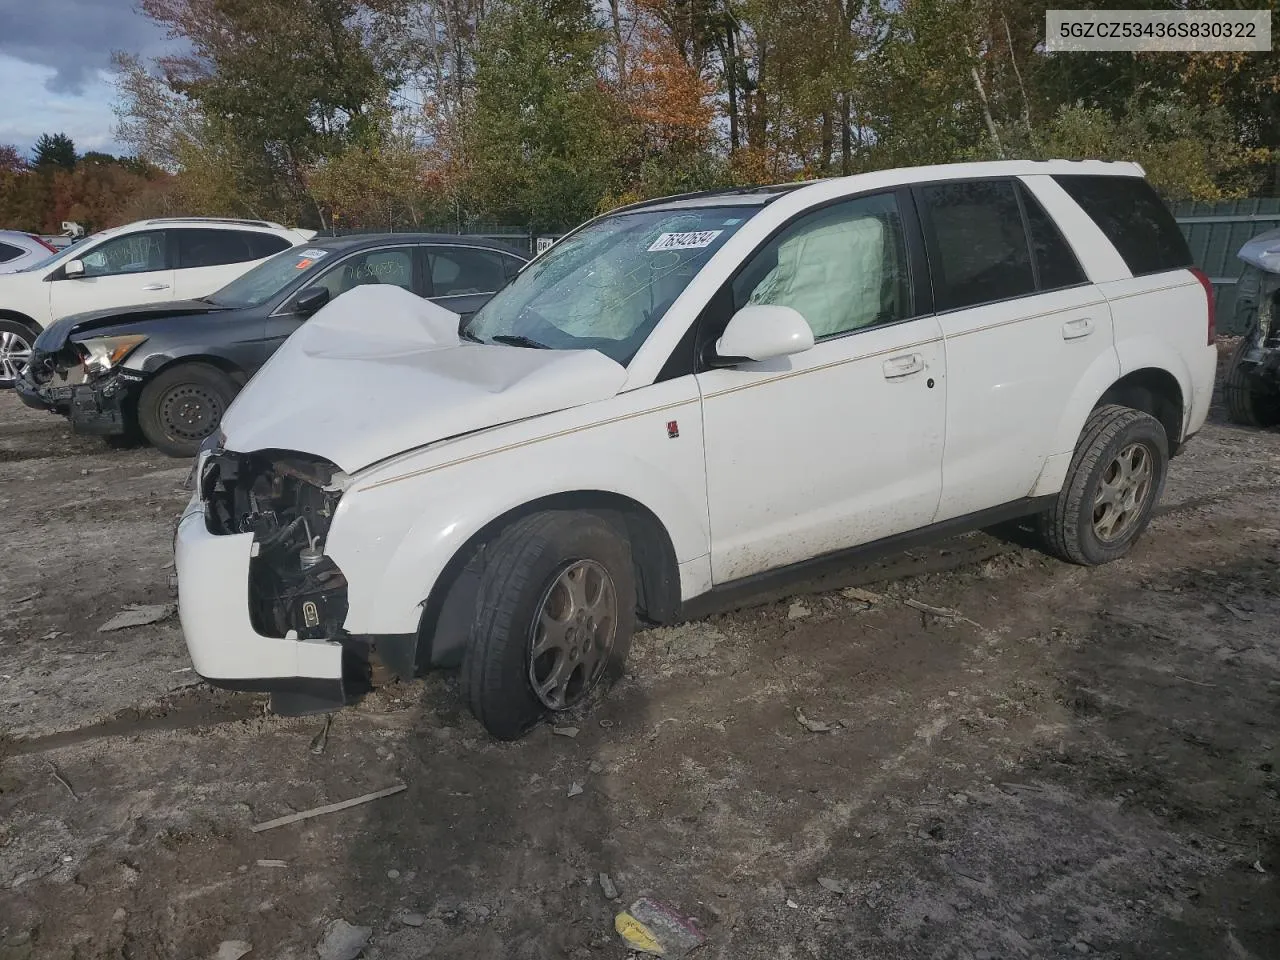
top-left (179, 229), bottom-right (285, 269)
top-left (430, 247), bottom-right (509, 296)
top-left (503, 253), bottom-right (526, 280)
top-left (1052, 175), bottom-right (1191, 276)
top-left (0, 241), bottom-right (23, 263)
top-left (1017, 183), bottom-right (1087, 290)
top-left (248, 233), bottom-right (291, 259)
top-left (917, 179), bottom-right (1035, 311)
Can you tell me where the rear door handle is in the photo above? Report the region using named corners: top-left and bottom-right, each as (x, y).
top-left (1062, 317), bottom-right (1094, 340)
top-left (882, 353), bottom-right (925, 379)
top-left (142, 283), bottom-right (170, 291)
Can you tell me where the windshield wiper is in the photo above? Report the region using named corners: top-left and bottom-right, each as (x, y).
top-left (490, 334), bottom-right (549, 349)
top-left (459, 328), bottom-right (483, 343)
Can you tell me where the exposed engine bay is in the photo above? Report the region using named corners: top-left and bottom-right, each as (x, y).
top-left (200, 450), bottom-right (352, 641)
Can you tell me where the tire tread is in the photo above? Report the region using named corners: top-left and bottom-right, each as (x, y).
top-left (1036, 404), bottom-right (1160, 565)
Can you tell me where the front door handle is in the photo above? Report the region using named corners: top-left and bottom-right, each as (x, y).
top-left (1062, 317), bottom-right (1094, 340)
top-left (142, 283), bottom-right (170, 291)
top-left (883, 353), bottom-right (925, 379)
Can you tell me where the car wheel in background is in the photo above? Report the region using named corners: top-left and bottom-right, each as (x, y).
top-left (461, 511), bottom-right (636, 740)
top-left (137, 362), bottom-right (239, 458)
top-left (1035, 404), bottom-right (1169, 566)
top-left (0, 318), bottom-right (37, 388)
top-left (1223, 338), bottom-right (1280, 427)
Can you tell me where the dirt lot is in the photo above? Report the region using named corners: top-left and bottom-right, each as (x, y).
top-left (2, 348), bottom-right (1279, 960)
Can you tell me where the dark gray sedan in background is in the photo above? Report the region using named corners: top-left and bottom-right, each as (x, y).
top-left (17, 234), bottom-right (528, 456)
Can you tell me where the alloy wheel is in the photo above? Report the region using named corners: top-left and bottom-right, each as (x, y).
top-left (0, 330), bottom-right (33, 383)
top-left (1093, 441), bottom-right (1154, 542)
top-left (528, 559), bottom-right (618, 710)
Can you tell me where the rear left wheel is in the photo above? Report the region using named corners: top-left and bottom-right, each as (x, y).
top-left (137, 362), bottom-right (238, 457)
top-left (1035, 404), bottom-right (1168, 565)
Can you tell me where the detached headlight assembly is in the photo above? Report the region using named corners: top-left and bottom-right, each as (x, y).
top-left (78, 334), bottom-right (148, 375)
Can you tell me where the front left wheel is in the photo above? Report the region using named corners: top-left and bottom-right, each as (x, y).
top-left (461, 511), bottom-right (636, 740)
top-left (137, 362), bottom-right (238, 457)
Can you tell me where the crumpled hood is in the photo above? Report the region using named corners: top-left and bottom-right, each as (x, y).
top-left (220, 285), bottom-right (629, 473)
top-left (1239, 228), bottom-right (1280, 275)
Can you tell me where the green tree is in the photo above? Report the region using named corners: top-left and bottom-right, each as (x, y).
top-left (32, 133), bottom-right (77, 170)
top-left (131, 0), bottom-right (408, 225)
top-left (463, 0), bottom-right (624, 230)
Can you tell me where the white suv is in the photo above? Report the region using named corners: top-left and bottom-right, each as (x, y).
top-left (176, 160), bottom-right (1217, 737)
top-left (0, 218), bottom-right (314, 386)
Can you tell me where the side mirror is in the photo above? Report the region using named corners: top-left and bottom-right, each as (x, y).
top-left (294, 286), bottom-right (330, 316)
top-left (63, 259), bottom-right (85, 278)
top-left (711, 304), bottom-right (815, 366)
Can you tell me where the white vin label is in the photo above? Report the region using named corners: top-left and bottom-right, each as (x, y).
top-left (648, 230), bottom-right (723, 252)
top-left (1046, 10), bottom-right (1270, 52)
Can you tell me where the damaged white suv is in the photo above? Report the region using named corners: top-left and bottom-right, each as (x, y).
top-left (176, 160), bottom-right (1217, 738)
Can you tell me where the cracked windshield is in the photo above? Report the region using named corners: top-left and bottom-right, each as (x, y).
top-left (462, 206), bottom-right (758, 363)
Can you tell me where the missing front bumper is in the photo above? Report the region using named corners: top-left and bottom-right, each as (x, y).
top-left (17, 370), bottom-right (137, 436)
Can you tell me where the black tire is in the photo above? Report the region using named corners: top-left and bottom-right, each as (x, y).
top-left (461, 511), bottom-right (636, 740)
top-left (1035, 404), bottom-right (1169, 566)
top-left (1223, 338), bottom-right (1280, 427)
top-left (0, 318), bottom-right (39, 389)
top-left (137, 363), bottom-right (238, 458)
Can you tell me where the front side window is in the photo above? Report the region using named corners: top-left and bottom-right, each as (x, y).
top-left (733, 192), bottom-right (912, 338)
top-left (79, 231), bottom-right (167, 277)
top-left (309, 248), bottom-right (415, 301)
top-left (919, 180), bottom-right (1035, 311)
top-left (429, 248), bottom-right (509, 297)
top-left (463, 205), bottom-right (758, 364)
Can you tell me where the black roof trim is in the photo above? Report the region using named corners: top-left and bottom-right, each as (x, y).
top-left (610, 180), bottom-right (823, 215)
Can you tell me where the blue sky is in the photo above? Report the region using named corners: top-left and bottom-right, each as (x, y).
top-left (0, 0), bottom-right (174, 160)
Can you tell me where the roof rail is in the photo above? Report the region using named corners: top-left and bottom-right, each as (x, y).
top-left (141, 217), bottom-right (287, 230)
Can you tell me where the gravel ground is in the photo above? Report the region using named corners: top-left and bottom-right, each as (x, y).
top-left (1, 346), bottom-right (1278, 959)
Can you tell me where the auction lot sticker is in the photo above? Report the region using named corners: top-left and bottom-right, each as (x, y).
top-left (648, 230), bottom-right (723, 252)
top-left (1046, 9), bottom-right (1271, 52)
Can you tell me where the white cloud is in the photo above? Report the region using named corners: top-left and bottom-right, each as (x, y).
top-left (0, 56), bottom-right (124, 156)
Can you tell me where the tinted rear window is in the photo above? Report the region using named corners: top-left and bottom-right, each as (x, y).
top-left (179, 229), bottom-right (288, 268)
top-left (1053, 175), bottom-right (1191, 276)
top-left (0, 241), bottom-right (23, 263)
top-left (248, 233), bottom-right (291, 259)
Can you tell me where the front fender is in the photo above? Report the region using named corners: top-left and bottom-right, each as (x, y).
top-left (325, 382), bottom-right (709, 635)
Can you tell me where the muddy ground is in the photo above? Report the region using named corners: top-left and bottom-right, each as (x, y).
top-left (1, 346), bottom-right (1278, 960)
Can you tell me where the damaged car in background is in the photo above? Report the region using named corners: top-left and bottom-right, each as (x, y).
top-left (1224, 227), bottom-right (1280, 427)
top-left (176, 160), bottom-right (1217, 739)
top-left (16, 235), bottom-right (527, 456)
